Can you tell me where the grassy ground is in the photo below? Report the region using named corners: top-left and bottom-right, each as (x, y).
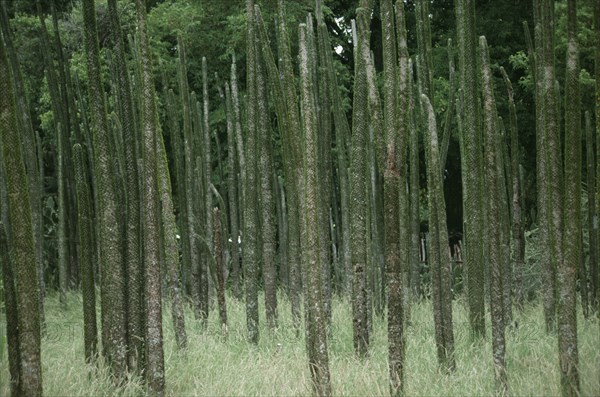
top-left (0, 291), bottom-right (599, 396)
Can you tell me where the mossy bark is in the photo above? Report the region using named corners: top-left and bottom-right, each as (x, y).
top-left (0, 35), bottom-right (43, 397)
top-left (480, 36), bottom-right (507, 394)
top-left (299, 22), bottom-right (332, 397)
top-left (244, 0), bottom-right (260, 344)
top-left (82, 0), bottom-right (127, 377)
top-left (107, 0), bottom-right (144, 367)
top-left (558, 1), bottom-right (581, 395)
top-left (351, 7), bottom-right (371, 358)
top-left (455, 0), bottom-right (485, 338)
top-left (73, 144), bottom-right (98, 363)
top-left (135, 0), bottom-right (166, 393)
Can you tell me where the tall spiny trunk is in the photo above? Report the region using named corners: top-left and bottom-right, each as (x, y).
top-left (201, 57), bottom-right (212, 327)
top-left (1, 150), bottom-right (22, 396)
top-left (386, 1), bottom-right (408, 394)
top-left (73, 144), bottom-right (98, 363)
top-left (135, 0), bottom-right (165, 393)
top-left (107, 0), bottom-right (144, 367)
top-left (0, 220), bottom-right (22, 397)
top-left (315, 0), bottom-right (333, 326)
top-left (156, 119), bottom-right (188, 350)
top-left (299, 22), bottom-right (332, 397)
top-left (540, 0), bottom-right (561, 333)
top-left (0, 34), bottom-right (43, 397)
top-left (351, 6), bottom-right (371, 358)
top-left (558, 1), bottom-right (581, 395)
top-left (82, 0), bottom-right (127, 378)
top-left (277, 0), bottom-right (303, 335)
top-left (177, 36), bottom-right (201, 320)
top-left (455, 0), bottom-right (485, 338)
top-left (421, 92), bottom-right (456, 372)
top-left (225, 82), bottom-right (241, 303)
top-left (408, 57), bottom-right (421, 300)
top-left (479, 36), bottom-right (507, 394)
top-left (230, 55), bottom-right (246, 303)
top-left (245, 0), bottom-right (260, 344)
top-left (252, 18), bottom-right (278, 329)
top-left (500, 67), bottom-right (525, 311)
top-left (586, 111), bottom-right (598, 316)
top-left (0, 4), bottom-right (44, 315)
top-left (593, 0), bottom-right (600, 318)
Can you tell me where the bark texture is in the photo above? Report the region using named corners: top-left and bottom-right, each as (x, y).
top-left (0, 34), bottom-right (43, 397)
top-left (299, 22), bottom-right (332, 397)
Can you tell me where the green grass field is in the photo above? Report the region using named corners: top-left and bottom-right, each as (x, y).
top-left (1, 291), bottom-right (598, 396)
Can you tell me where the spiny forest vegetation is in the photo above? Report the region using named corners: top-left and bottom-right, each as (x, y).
top-left (0, 0), bottom-right (598, 396)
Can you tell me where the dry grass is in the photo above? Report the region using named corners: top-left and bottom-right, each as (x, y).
top-left (1, 290), bottom-right (599, 396)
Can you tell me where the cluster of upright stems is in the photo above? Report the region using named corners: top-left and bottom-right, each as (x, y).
top-left (0, 0), bottom-right (598, 397)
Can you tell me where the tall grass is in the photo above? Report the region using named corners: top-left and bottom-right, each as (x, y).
top-left (1, 290), bottom-right (598, 396)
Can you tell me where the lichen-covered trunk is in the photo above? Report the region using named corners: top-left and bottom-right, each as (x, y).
top-left (0, 222), bottom-right (22, 397)
top-left (480, 36), bottom-right (507, 394)
top-left (82, 0), bottom-right (127, 378)
top-left (73, 144), bottom-right (98, 362)
top-left (455, 0), bottom-right (485, 338)
top-left (213, 207), bottom-right (228, 332)
top-left (500, 67), bottom-right (525, 311)
top-left (558, 2), bottom-right (581, 395)
top-left (351, 7), bottom-right (371, 358)
top-left (276, 0), bottom-right (303, 334)
top-left (244, 0), bottom-right (260, 344)
top-left (225, 83), bottom-right (241, 304)
top-left (135, 0), bottom-right (166, 393)
top-left (230, 56), bottom-right (245, 301)
top-left (157, 124), bottom-right (188, 350)
top-left (107, 0), bottom-right (144, 367)
top-left (540, 0), bottom-right (562, 333)
top-left (299, 23), bottom-right (332, 397)
top-left (421, 93), bottom-right (455, 372)
top-left (585, 112), bottom-right (597, 316)
top-left (0, 36), bottom-right (43, 397)
top-left (254, 26), bottom-right (278, 329)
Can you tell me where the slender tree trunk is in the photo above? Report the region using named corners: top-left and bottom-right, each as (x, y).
top-left (0, 221), bottom-right (22, 397)
top-left (276, 0), bottom-right (303, 335)
top-left (558, 1), bottom-right (581, 395)
top-left (244, 0), bottom-right (260, 344)
top-left (0, 35), bottom-right (43, 397)
top-left (585, 112), bottom-right (597, 316)
top-left (135, 0), bottom-right (166, 393)
top-left (225, 82), bottom-right (240, 303)
top-left (82, 0), bottom-right (127, 377)
top-left (455, 0), bottom-right (485, 338)
top-left (480, 36), bottom-right (507, 394)
top-left (73, 144), bottom-right (98, 362)
top-left (299, 22), bottom-right (332, 396)
top-left (385, 2), bottom-right (408, 394)
top-left (421, 93), bottom-right (456, 372)
top-left (157, 122), bottom-right (188, 350)
top-left (540, 0), bottom-right (561, 333)
top-left (213, 206), bottom-right (228, 332)
top-left (107, 0), bottom-right (144, 367)
top-left (351, 7), bottom-right (371, 358)
top-left (500, 67), bottom-right (525, 311)
top-left (253, 22), bottom-right (278, 329)
top-left (201, 57), bottom-right (212, 326)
